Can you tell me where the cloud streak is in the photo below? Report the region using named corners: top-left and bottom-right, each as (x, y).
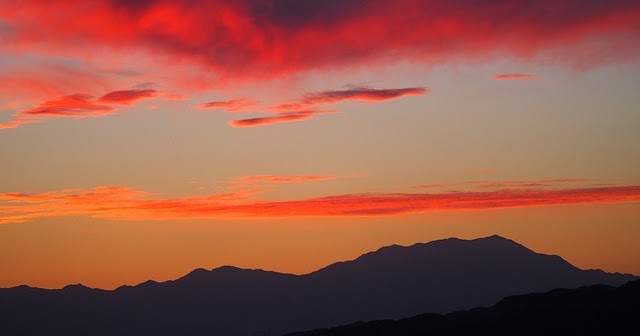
top-left (229, 110), bottom-right (335, 127)
top-left (2, 183), bottom-right (639, 224)
top-left (270, 87), bottom-right (429, 112)
top-left (493, 74), bottom-right (536, 80)
top-left (415, 178), bottom-right (587, 190)
top-left (1, 88), bottom-right (157, 129)
top-left (237, 174), bottom-right (339, 184)
top-left (97, 89), bottom-right (157, 104)
top-left (199, 99), bottom-right (255, 112)
top-left (211, 86), bottom-right (428, 127)
top-left (1, 94), bottom-right (114, 129)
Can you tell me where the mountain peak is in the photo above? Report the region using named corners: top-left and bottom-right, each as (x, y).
top-left (189, 267), bottom-right (210, 275)
top-left (61, 283), bottom-right (93, 292)
top-left (481, 234), bottom-right (509, 240)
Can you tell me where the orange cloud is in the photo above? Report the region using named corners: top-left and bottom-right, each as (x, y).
top-left (493, 74), bottom-right (536, 80)
top-left (2, 184), bottom-right (639, 224)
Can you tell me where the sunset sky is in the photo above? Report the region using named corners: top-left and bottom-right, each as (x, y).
top-left (1, 0), bottom-right (640, 290)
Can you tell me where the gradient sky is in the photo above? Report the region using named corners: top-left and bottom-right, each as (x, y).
top-left (1, 0), bottom-right (640, 289)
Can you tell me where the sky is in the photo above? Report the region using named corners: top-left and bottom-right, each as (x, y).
top-left (1, 0), bottom-right (640, 290)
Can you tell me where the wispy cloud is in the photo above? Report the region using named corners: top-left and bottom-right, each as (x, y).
top-left (415, 178), bottom-right (586, 190)
top-left (463, 178), bottom-right (585, 189)
top-left (1, 94), bottom-right (114, 129)
top-left (237, 174), bottom-right (339, 184)
top-left (229, 110), bottom-right (336, 127)
top-left (270, 87), bottom-right (429, 112)
top-left (97, 89), bottom-right (157, 104)
top-left (17, 94), bottom-right (112, 118)
top-left (198, 99), bottom-right (255, 112)
top-left (2, 182), bottom-right (639, 224)
top-left (493, 74), bottom-right (536, 80)
top-left (1, 87), bottom-right (158, 129)
top-left (206, 86), bottom-right (428, 127)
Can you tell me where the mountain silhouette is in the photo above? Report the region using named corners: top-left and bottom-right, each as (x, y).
top-left (286, 278), bottom-right (640, 336)
top-left (0, 235), bottom-right (635, 335)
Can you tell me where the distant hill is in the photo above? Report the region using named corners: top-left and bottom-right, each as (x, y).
top-left (0, 235), bottom-right (635, 335)
top-left (287, 278), bottom-right (640, 336)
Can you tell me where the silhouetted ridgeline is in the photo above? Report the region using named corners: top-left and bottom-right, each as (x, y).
top-left (287, 279), bottom-right (640, 335)
top-left (0, 235), bottom-right (636, 335)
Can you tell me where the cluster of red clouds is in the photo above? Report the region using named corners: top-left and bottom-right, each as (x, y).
top-left (1, 0), bottom-right (639, 129)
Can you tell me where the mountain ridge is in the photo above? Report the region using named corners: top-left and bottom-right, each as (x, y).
top-left (286, 279), bottom-right (640, 336)
top-left (1, 235), bottom-right (636, 336)
top-left (3, 235), bottom-right (633, 292)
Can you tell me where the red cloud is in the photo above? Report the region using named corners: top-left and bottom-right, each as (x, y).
top-left (230, 110), bottom-right (334, 128)
top-left (19, 94), bottom-right (112, 117)
top-left (271, 87), bottom-right (429, 112)
top-left (97, 89), bottom-right (157, 104)
top-left (213, 86), bottom-right (427, 127)
top-left (493, 74), bottom-right (536, 80)
top-left (1, 94), bottom-right (114, 129)
top-left (1, 87), bottom-right (158, 130)
top-left (1, 1), bottom-right (639, 82)
top-left (2, 184), bottom-right (639, 223)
